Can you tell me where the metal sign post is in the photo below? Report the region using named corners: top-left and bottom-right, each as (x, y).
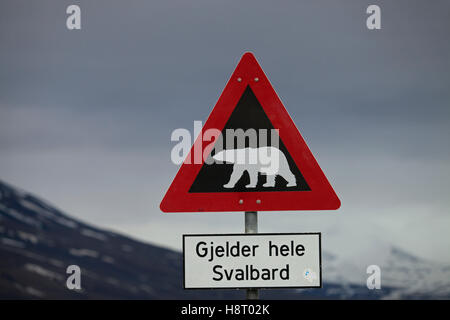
top-left (245, 211), bottom-right (259, 300)
top-left (162, 53), bottom-right (338, 300)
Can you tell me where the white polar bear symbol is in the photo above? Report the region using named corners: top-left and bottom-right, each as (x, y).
top-left (212, 146), bottom-right (297, 188)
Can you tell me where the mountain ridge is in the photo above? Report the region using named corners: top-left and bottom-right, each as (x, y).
top-left (1, 179), bottom-right (448, 299)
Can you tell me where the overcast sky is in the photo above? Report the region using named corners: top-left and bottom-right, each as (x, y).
top-left (1, 0), bottom-right (450, 265)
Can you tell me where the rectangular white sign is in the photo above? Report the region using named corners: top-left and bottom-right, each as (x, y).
top-left (183, 233), bottom-right (321, 289)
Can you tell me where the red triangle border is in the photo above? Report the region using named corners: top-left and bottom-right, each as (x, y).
top-left (160, 52), bottom-right (340, 212)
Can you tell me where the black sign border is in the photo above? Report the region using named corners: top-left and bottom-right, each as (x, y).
top-left (182, 232), bottom-right (322, 290)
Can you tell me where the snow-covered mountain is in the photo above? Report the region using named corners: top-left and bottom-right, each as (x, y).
top-left (0, 179), bottom-right (233, 299)
top-left (1, 179), bottom-right (449, 299)
top-left (322, 245), bottom-right (450, 299)
top-left (322, 230), bottom-right (450, 299)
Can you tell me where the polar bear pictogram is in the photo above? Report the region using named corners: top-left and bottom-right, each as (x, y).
top-left (212, 146), bottom-right (297, 189)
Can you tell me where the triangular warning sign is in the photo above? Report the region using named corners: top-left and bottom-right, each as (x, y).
top-left (160, 52), bottom-right (340, 212)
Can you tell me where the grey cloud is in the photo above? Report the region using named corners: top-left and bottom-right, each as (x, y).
top-left (1, 0), bottom-right (450, 263)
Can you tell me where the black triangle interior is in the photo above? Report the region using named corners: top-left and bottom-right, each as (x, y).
top-left (189, 86), bottom-right (310, 193)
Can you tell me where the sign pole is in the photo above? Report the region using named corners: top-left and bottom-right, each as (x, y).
top-left (245, 211), bottom-right (259, 300)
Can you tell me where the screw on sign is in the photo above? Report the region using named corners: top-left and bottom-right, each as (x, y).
top-left (160, 52), bottom-right (340, 300)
